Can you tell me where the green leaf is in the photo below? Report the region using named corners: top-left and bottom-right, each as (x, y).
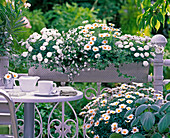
top-left (131, 116), bottom-right (140, 127)
top-left (151, 133), bottom-right (162, 138)
top-left (151, 104), bottom-right (160, 111)
top-left (135, 104), bottom-right (148, 116)
top-left (158, 112), bottom-right (170, 133)
top-left (157, 12), bottom-right (163, 23)
top-left (109, 133), bottom-right (123, 138)
top-left (140, 112), bottom-right (155, 131)
top-left (151, 16), bottom-right (157, 28)
top-left (165, 83), bottom-right (170, 90)
top-left (131, 133), bottom-right (145, 138)
top-left (135, 98), bottom-right (148, 105)
top-left (155, 20), bottom-right (160, 31)
top-left (159, 102), bottom-right (170, 113)
top-left (124, 108), bottom-right (135, 118)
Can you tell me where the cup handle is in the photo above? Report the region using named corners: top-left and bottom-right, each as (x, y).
top-left (53, 83), bottom-right (56, 88)
top-left (14, 79), bottom-right (19, 86)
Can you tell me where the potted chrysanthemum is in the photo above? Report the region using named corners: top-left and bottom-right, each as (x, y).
top-left (80, 82), bottom-right (170, 138)
top-left (20, 20), bottom-right (155, 82)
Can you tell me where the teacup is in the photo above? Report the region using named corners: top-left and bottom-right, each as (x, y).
top-left (38, 80), bottom-right (56, 94)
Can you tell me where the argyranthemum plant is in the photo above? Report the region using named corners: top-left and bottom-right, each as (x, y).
top-left (20, 20), bottom-right (155, 80)
top-left (80, 82), bottom-right (169, 138)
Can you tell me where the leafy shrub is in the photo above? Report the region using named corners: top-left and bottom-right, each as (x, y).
top-left (45, 3), bottom-right (98, 33)
top-left (119, 0), bottom-right (151, 36)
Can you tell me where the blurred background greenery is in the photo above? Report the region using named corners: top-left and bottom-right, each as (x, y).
top-left (1, 0), bottom-right (169, 137)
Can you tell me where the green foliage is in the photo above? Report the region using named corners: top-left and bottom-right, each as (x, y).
top-left (0, 0), bottom-right (25, 56)
top-left (45, 3), bottom-right (98, 33)
top-left (119, 0), bottom-right (142, 35)
top-left (131, 133), bottom-right (145, 138)
top-left (132, 101), bottom-right (170, 137)
top-left (109, 133), bottom-right (123, 138)
top-left (136, 0), bottom-right (170, 31)
top-left (22, 9), bottom-right (47, 34)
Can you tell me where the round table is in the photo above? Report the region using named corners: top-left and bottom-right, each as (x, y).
top-left (0, 86), bottom-right (83, 138)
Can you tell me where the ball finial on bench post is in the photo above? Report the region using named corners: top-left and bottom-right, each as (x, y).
top-left (151, 34), bottom-right (167, 95)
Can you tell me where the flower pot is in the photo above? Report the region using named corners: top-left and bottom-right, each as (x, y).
top-left (0, 56), bottom-right (9, 86)
top-left (4, 78), bottom-right (15, 89)
top-left (29, 62), bottom-right (149, 83)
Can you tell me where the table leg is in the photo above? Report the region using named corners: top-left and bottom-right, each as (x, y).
top-left (24, 103), bottom-right (35, 138)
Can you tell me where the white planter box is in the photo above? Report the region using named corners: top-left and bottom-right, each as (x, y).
top-left (29, 62), bottom-right (149, 83)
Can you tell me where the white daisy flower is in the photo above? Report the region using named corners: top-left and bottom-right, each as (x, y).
top-left (12, 73), bottom-right (18, 78)
top-left (88, 109), bottom-right (94, 114)
top-left (92, 47), bottom-right (99, 52)
top-left (102, 40), bottom-right (108, 44)
top-left (90, 36), bottom-right (97, 41)
top-left (84, 44), bottom-right (91, 50)
top-left (126, 107), bottom-right (131, 110)
top-left (116, 108), bottom-right (122, 113)
top-left (79, 111), bottom-right (86, 115)
top-left (118, 98), bottom-right (125, 102)
top-left (110, 102), bottom-right (119, 106)
top-left (126, 100), bottom-right (133, 104)
top-left (82, 20), bottom-right (88, 24)
top-left (85, 123), bottom-right (92, 129)
top-left (121, 129), bottom-right (129, 135)
top-left (104, 115), bottom-right (110, 120)
top-left (125, 95), bottom-right (131, 98)
top-left (111, 122), bottom-right (118, 128)
top-left (4, 74), bottom-right (12, 80)
top-left (131, 127), bottom-right (139, 133)
top-left (88, 41), bottom-right (94, 45)
top-left (94, 121), bottom-right (100, 126)
top-left (93, 23), bottom-right (99, 27)
top-left (127, 114), bottom-right (134, 120)
top-left (78, 26), bottom-right (83, 29)
top-left (116, 127), bottom-right (122, 133)
top-left (119, 104), bottom-right (127, 109)
top-left (98, 33), bottom-right (105, 37)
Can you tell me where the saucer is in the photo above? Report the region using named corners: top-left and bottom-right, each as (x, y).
top-left (34, 92), bottom-right (59, 97)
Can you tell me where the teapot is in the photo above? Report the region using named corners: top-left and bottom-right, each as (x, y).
top-left (18, 76), bottom-right (40, 92)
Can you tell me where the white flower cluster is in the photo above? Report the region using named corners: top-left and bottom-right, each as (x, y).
top-left (80, 83), bottom-right (162, 137)
top-left (20, 20), bottom-right (155, 79)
